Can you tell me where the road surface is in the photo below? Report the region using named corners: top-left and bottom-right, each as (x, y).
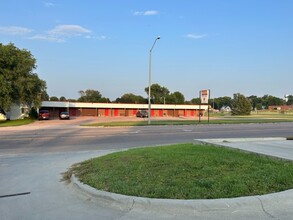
top-left (1, 118), bottom-right (293, 219)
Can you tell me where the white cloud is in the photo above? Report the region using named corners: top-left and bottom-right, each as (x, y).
top-left (49, 25), bottom-right (91, 36)
top-left (0, 26), bottom-right (32, 35)
top-left (86, 35), bottom-right (109, 40)
top-left (28, 34), bottom-right (64, 43)
top-left (28, 25), bottom-right (108, 43)
top-left (30, 25), bottom-right (91, 42)
top-left (186, 33), bottom-right (206, 39)
top-left (44, 2), bottom-right (56, 7)
top-left (1, 24), bottom-right (105, 43)
top-left (133, 10), bottom-right (159, 16)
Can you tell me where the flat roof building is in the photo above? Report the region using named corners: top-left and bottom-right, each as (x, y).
top-left (41, 101), bottom-right (209, 118)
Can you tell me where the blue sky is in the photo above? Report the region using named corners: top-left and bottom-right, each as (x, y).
top-left (1, 0), bottom-right (292, 101)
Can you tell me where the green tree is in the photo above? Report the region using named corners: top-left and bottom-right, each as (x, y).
top-left (59, 96), bottom-right (66, 101)
top-left (261, 95), bottom-right (284, 109)
top-left (50, 96), bottom-right (59, 101)
top-left (0, 43), bottom-right (47, 111)
top-left (189, 98), bottom-right (201, 104)
top-left (116, 93), bottom-right (146, 104)
top-left (231, 93), bottom-right (252, 115)
top-left (214, 96), bottom-right (232, 110)
top-left (247, 95), bottom-right (263, 110)
top-left (145, 83), bottom-right (170, 104)
top-left (41, 91), bottom-right (49, 101)
top-left (166, 91), bottom-right (185, 104)
top-left (78, 89), bottom-right (108, 102)
top-left (99, 97), bottom-right (110, 103)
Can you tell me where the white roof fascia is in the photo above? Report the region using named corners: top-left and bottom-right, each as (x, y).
top-left (41, 101), bottom-right (209, 110)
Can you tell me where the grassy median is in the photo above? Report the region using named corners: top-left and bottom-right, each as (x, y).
top-left (70, 143), bottom-right (293, 199)
top-left (83, 118), bottom-right (293, 126)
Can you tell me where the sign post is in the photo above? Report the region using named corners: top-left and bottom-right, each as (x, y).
top-left (199, 89), bottom-right (210, 123)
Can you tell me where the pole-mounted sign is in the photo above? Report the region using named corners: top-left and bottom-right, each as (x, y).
top-left (199, 89), bottom-right (210, 123)
top-left (200, 89), bottom-right (210, 104)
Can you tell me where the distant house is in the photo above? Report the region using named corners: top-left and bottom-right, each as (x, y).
top-left (4, 103), bottom-right (29, 120)
top-left (220, 106), bottom-right (231, 112)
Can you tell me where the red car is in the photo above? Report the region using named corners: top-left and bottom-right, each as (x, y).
top-left (38, 110), bottom-right (50, 120)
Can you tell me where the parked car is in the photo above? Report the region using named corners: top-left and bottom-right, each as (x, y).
top-left (59, 112), bottom-right (70, 120)
top-left (136, 110), bottom-right (148, 118)
top-left (38, 110), bottom-right (50, 120)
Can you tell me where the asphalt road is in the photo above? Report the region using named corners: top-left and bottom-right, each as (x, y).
top-left (1, 118), bottom-right (293, 220)
top-left (1, 118), bottom-right (293, 155)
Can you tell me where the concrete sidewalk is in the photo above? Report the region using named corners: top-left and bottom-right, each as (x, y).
top-left (196, 137), bottom-right (293, 161)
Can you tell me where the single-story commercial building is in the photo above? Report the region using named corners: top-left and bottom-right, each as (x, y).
top-left (40, 101), bottom-right (209, 118)
top-left (268, 105), bottom-right (293, 111)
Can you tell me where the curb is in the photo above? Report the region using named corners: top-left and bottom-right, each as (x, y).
top-left (70, 171), bottom-right (293, 215)
top-left (194, 137), bottom-right (287, 145)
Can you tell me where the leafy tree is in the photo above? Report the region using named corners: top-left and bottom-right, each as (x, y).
top-left (145, 83), bottom-right (169, 104)
top-left (59, 96), bottom-right (66, 101)
top-left (213, 96), bottom-right (232, 110)
top-left (78, 89), bottom-right (109, 103)
top-left (116, 93), bottom-right (146, 104)
top-left (29, 107), bottom-right (38, 119)
top-left (50, 96), bottom-right (59, 101)
top-left (189, 98), bottom-right (201, 104)
top-left (41, 91), bottom-right (49, 101)
top-left (99, 97), bottom-right (110, 103)
top-left (0, 43), bottom-right (47, 111)
top-left (261, 95), bottom-right (284, 109)
top-left (247, 95), bottom-right (263, 110)
top-left (166, 91), bottom-right (185, 104)
top-left (231, 93), bottom-right (252, 115)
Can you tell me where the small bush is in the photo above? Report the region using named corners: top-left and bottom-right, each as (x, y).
top-left (29, 107), bottom-right (38, 119)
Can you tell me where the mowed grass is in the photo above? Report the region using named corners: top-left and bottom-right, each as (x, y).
top-left (83, 118), bottom-right (293, 127)
top-left (71, 143), bottom-right (293, 199)
top-left (0, 119), bottom-right (35, 127)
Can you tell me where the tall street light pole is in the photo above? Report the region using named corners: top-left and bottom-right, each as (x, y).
top-left (148, 36), bottom-right (160, 125)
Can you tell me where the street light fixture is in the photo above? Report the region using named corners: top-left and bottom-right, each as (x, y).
top-left (148, 36), bottom-right (160, 124)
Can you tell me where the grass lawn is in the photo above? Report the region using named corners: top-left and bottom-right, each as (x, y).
top-left (70, 143), bottom-right (293, 199)
top-left (0, 118), bottom-right (35, 127)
